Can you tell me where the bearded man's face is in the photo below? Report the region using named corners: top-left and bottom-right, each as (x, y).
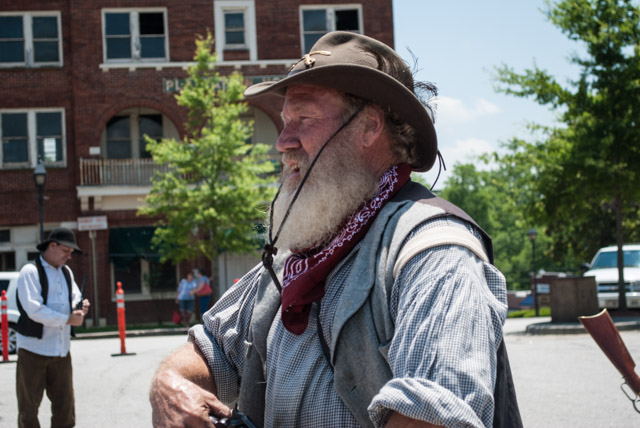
top-left (269, 85), bottom-right (379, 251)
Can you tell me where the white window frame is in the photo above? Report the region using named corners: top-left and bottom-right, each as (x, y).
top-left (0, 11), bottom-right (63, 68)
top-left (299, 4), bottom-right (363, 54)
top-left (0, 108), bottom-right (67, 169)
top-left (101, 8), bottom-right (169, 64)
top-left (214, 0), bottom-right (257, 62)
top-left (223, 9), bottom-right (247, 49)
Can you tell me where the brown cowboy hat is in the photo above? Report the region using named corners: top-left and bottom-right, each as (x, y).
top-left (37, 227), bottom-right (84, 254)
top-left (244, 31), bottom-right (438, 172)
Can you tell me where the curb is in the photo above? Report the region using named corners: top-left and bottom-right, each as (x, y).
top-left (525, 318), bottom-right (640, 335)
top-left (71, 318), bottom-right (640, 338)
top-left (73, 327), bottom-right (189, 340)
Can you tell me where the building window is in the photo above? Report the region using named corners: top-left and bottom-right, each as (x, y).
top-left (147, 259), bottom-right (177, 291)
top-left (213, 1), bottom-right (257, 61)
top-left (102, 9), bottom-right (168, 62)
top-left (0, 252), bottom-right (16, 271)
top-left (110, 227), bottom-right (177, 295)
top-left (104, 111), bottom-right (163, 159)
top-left (0, 109), bottom-right (65, 168)
top-left (300, 5), bottom-right (362, 53)
top-left (224, 11), bottom-right (246, 47)
top-left (0, 12), bottom-right (62, 67)
top-left (106, 116), bottom-right (131, 159)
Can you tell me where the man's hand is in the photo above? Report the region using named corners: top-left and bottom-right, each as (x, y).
top-left (67, 309), bottom-right (85, 326)
top-left (150, 368), bottom-right (230, 427)
top-left (81, 298), bottom-right (90, 315)
top-left (150, 342), bottom-right (231, 428)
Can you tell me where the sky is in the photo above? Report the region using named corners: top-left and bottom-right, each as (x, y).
top-left (393, 0), bottom-right (584, 187)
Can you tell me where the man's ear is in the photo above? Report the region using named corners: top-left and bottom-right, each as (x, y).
top-left (361, 105), bottom-right (385, 148)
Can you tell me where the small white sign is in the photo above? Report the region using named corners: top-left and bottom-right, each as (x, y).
top-left (89, 146), bottom-right (101, 155)
top-left (537, 283), bottom-right (550, 294)
top-left (43, 137), bottom-right (57, 162)
top-left (77, 216), bottom-right (108, 231)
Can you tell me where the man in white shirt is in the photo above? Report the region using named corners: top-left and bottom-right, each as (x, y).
top-left (15, 227), bottom-right (90, 428)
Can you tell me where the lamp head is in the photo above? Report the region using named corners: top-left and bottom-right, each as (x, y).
top-left (34, 160), bottom-right (47, 187)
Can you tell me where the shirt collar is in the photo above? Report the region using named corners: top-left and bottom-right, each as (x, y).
top-left (40, 255), bottom-right (62, 271)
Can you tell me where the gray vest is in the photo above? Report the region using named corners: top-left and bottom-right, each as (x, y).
top-left (238, 182), bottom-right (520, 427)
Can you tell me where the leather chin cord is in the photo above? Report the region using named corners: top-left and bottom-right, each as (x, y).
top-left (261, 102), bottom-right (369, 292)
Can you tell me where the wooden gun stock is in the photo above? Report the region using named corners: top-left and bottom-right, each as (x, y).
top-left (579, 309), bottom-right (640, 395)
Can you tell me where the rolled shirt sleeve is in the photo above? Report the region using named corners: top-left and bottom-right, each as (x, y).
top-left (189, 264), bottom-right (264, 406)
top-left (368, 220), bottom-right (508, 427)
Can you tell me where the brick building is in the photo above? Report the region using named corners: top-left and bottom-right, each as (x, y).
top-left (0, 0), bottom-right (394, 325)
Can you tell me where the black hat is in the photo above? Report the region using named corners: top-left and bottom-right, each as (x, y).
top-left (244, 31), bottom-right (438, 172)
top-left (37, 227), bottom-right (84, 254)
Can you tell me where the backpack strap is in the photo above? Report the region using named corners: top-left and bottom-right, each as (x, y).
top-left (393, 225), bottom-right (489, 279)
top-left (61, 265), bottom-right (73, 309)
top-left (61, 264), bottom-right (76, 337)
top-left (34, 257), bottom-right (49, 303)
top-left (16, 258), bottom-right (50, 338)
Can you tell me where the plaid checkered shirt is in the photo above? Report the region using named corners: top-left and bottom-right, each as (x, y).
top-left (190, 216), bottom-right (508, 428)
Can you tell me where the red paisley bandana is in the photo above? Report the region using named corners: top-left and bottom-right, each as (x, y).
top-left (280, 163), bottom-right (411, 334)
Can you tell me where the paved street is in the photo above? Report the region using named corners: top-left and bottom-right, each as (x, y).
top-left (0, 333), bottom-right (190, 428)
top-left (505, 317), bottom-right (640, 427)
top-left (0, 319), bottom-right (638, 427)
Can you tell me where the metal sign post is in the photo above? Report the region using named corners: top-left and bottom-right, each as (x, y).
top-left (78, 216), bottom-right (108, 326)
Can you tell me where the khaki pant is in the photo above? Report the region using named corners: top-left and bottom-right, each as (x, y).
top-left (16, 348), bottom-right (75, 428)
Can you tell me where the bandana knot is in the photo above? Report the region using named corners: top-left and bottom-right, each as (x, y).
top-left (280, 163), bottom-right (411, 334)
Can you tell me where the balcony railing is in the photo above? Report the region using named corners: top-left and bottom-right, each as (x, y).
top-left (80, 158), bottom-right (170, 186)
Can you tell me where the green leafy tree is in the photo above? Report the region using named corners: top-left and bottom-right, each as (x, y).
top-left (440, 155), bottom-right (571, 290)
top-left (494, 0), bottom-right (640, 308)
top-left (138, 34), bottom-right (276, 294)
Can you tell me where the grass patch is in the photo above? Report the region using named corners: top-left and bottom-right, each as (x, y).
top-left (508, 307), bottom-right (551, 318)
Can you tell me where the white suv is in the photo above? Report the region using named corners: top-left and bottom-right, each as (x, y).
top-left (583, 244), bottom-right (640, 309)
top-left (0, 272), bottom-right (19, 354)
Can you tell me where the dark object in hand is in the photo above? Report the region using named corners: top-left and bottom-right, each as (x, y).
top-left (76, 275), bottom-right (87, 310)
top-left (210, 407), bottom-right (259, 428)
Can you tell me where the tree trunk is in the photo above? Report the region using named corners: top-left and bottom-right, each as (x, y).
top-left (615, 192), bottom-right (627, 310)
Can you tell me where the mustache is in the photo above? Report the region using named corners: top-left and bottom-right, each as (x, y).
top-left (281, 152), bottom-right (309, 166)
top-left (280, 152), bottom-right (311, 179)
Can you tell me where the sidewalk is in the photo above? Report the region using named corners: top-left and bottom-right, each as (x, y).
top-left (504, 314), bottom-right (640, 335)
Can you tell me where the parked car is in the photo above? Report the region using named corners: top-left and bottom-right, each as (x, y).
top-left (0, 272), bottom-right (20, 354)
top-left (583, 244), bottom-right (640, 309)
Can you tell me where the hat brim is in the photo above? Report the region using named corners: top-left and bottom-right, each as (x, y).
top-left (245, 64), bottom-right (437, 172)
top-left (37, 240), bottom-right (84, 255)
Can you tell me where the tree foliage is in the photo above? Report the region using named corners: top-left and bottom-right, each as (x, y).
top-left (492, 0), bottom-right (640, 305)
top-left (138, 34), bottom-right (276, 268)
top-left (440, 151), bottom-right (575, 290)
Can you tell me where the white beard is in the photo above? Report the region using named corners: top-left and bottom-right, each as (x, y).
top-left (269, 136), bottom-right (379, 252)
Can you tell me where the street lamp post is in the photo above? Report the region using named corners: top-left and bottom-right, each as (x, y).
top-left (527, 228), bottom-right (539, 317)
top-left (33, 159), bottom-right (47, 242)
